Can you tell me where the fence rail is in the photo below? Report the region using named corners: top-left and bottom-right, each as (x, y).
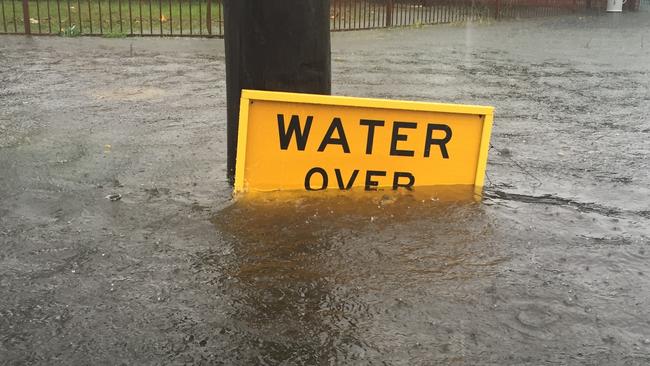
top-left (0, 0), bottom-right (636, 37)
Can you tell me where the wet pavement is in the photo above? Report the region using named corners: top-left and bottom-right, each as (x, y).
top-left (1, 11), bottom-right (650, 365)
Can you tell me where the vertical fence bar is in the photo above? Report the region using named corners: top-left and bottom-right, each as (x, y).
top-left (206, 0), bottom-right (210, 34)
top-left (56, 0), bottom-right (62, 33)
top-left (167, 0), bottom-right (171, 34)
top-left (36, 0), bottom-right (42, 33)
top-left (495, 0), bottom-right (500, 18)
top-left (218, 0), bottom-right (222, 35)
top-left (148, 0), bottom-right (152, 34)
top-left (394, 1), bottom-right (398, 25)
top-left (353, 0), bottom-right (357, 29)
top-left (66, 0), bottom-right (71, 30)
top-left (442, 2), bottom-right (445, 22)
top-left (138, 0), bottom-right (142, 34)
top-left (399, 1), bottom-right (403, 25)
top-left (372, 0), bottom-right (375, 28)
top-left (386, 0), bottom-right (392, 26)
top-left (431, 3), bottom-right (435, 23)
top-left (414, 0), bottom-right (418, 25)
top-left (405, 1), bottom-right (409, 25)
top-left (158, 0), bottom-right (161, 34)
top-left (198, 0), bottom-right (201, 34)
top-left (458, 1), bottom-right (461, 22)
top-left (450, 2), bottom-right (453, 22)
top-left (422, 0), bottom-right (425, 24)
top-left (412, 1), bottom-right (415, 25)
top-left (459, 3), bottom-right (467, 22)
top-left (377, 0), bottom-right (380, 28)
top-left (128, 0), bottom-right (132, 35)
top-left (178, 0), bottom-right (182, 34)
top-left (188, 0), bottom-right (192, 34)
top-left (46, 0), bottom-right (51, 33)
top-left (411, 3), bottom-right (421, 25)
top-left (358, 0), bottom-right (361, 29)
top-left (449, 1), bottom-right (452, 22)
top-left (346, 0), bottom-right (349, 29)
top-left (11, 0), bottom-right (17, 32)
top-left (98, 0), bottom-right (103, 34)
top-left (87, 0), bottom-right (92, 34)
top-left (118, 0), bottom-right (122, 33)
top-left (76, 0), bottom-right (81, 33)
top-left (359, 0), bottom-right (362, 28)
top-left (365, 0), bottom-right (369, 28)
top-left (423, 1), bottom-right (427, 24)
top-left (331, 0), bottom-right (335, 30)
top-left (406, 0), bottom-right (409, 25)
top-left (22, 0), bottom-right (30, 33)
top-left (108, 0), bottom-right (113, 32)
top-left (336, 0), bottom-right (340, 30)
top-left (343, 0), bottom-right (347, 30)
top-left (450, 1), bottom-right (453, 22)
top-left (441, 3), bottom-right (445, 23)
top-left (1, 0), bottom-right (6, 33)
top-left (406, 1), bottom-right (410, 25)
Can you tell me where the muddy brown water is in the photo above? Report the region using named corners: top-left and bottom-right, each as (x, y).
top-left (1, 12), bottom-right (649, 365)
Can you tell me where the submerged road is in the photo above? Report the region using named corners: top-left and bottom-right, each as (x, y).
top-left (1, 12), bottom-right (649, 365)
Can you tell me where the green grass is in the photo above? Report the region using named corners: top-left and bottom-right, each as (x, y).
top-left (0, 0), bottom-right (224, 36)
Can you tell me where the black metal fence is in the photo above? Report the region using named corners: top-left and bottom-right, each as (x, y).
top-left (0, 0), bottom-right (621, 37)
top-left (0, 0), bottom-right (224, 36)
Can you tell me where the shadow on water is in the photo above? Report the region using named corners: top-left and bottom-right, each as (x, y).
top-left (208, 186), bottom-right (507, 363)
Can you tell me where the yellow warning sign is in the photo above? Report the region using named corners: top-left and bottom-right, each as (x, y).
top-left (234, 90), bottom-right (494, 194)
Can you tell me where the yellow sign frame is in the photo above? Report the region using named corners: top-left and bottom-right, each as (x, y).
top-left (234, 89), bottom-right (494, 195)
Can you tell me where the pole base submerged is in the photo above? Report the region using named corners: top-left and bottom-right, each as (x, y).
top-left (224, 0), bottom-right (332, 185)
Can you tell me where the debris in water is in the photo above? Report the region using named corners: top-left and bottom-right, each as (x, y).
top-left (106, 194), bottom-right (122, 202)
top-left (498, 148), bottom-right (512, 157)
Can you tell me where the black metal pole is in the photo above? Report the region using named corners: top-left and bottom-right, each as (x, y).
top-left (224, 0), bottom-right (332, 185)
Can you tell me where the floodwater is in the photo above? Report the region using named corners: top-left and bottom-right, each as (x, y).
top-left (1, 11), bottom-right (649, 365)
